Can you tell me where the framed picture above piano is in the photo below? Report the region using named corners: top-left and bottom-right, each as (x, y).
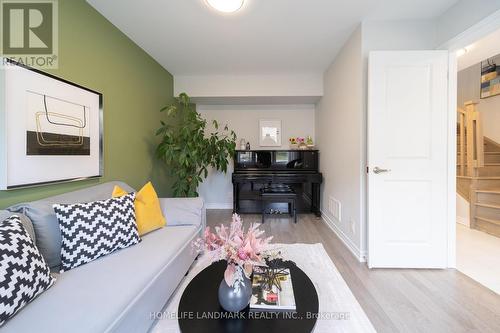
top-left (259, 119), bottom-right (282, 147)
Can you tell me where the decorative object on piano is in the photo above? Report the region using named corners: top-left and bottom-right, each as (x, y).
top-left (246, 141), bottom-right (251, 150)
top-left (306, 135), bottom-right (315, 149)
top-left (289, 136), bottom-right (314, 149)
top-left (193, 213), bottom-right (273, 312)
top-left (239, 138), bottom-right (247, 150)
top-left (480, 55), bottom-right (500, 99)
top-left (259, 119), bottom-right (282, 147)
top-left (156, 93), bottom-right (237, 197)
top-left (297, 137), bottom-right (308, 150)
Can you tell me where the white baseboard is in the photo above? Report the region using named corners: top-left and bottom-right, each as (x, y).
top-left (320, 210), bottom-right (366, 262)
top-left (456, 216), bottom-right (470, 227)
top-left (205, 203), bottom-right (233, 210)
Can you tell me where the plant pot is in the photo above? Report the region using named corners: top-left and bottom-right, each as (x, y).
top-left (289, 143), bottom-right (298, 150)
top-left (218, 265), bottom-right (252, 312)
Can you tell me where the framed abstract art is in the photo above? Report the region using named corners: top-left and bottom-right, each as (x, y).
top-left (480, 54), bottom-right (500, 99)
top-left (259, 119), bottom-right (282, 147)
top-left (0, 59), bottom-right (103, 189)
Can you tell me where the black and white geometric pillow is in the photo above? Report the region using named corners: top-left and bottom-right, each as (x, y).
top-left (0, 215), bottom-right (55, 326)
top-left (53, 193), bottom-right (140, 272)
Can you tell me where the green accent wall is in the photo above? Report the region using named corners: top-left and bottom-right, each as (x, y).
top-left (0, 0), bottom-right (174, 208)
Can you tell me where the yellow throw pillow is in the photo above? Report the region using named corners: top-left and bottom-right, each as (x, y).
top-left (112, 182), bottom-right (166, 236)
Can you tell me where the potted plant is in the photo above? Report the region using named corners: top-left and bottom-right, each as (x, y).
top-left (156, 93), bottom-right (236, 197)
top-left (306, 135), bottom-right (314, 149)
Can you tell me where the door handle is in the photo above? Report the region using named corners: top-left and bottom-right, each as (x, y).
top-left (373, 167), bottom-right (391, 174)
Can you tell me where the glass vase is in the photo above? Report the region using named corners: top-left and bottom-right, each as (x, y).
top-left (218, 264), bottom-right (252, 312)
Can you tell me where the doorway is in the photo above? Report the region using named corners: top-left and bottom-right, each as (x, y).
top-left (454, 28), bottom-right (500, 294)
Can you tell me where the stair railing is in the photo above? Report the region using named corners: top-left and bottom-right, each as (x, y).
top-left (458, 107), bottom-right (466, 176)
top-left (457, 101), bottom-right (484, 177)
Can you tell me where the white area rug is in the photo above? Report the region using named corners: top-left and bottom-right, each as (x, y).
top-left (152, 243), bottom-right (376, 333)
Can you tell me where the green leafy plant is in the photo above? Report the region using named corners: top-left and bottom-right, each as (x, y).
top-left (156, 93), bottom-right (236, 197)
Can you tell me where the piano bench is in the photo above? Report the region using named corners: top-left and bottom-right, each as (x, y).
top-left (260, 185), bottom-right (297, 224)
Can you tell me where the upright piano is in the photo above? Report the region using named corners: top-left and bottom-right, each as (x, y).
top-left (232, 150), bottom-right (322, 216)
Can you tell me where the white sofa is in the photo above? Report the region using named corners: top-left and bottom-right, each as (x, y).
top-left (2, 181), bottom-right (205, 333)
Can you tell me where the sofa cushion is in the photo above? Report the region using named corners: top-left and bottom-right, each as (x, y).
top-left (0, 216), bottom-right (55, 327)
top-left (7, 181), bottom-right (135, 268)
top-left (53, 193), bottom-right (140, 272)
top-left (0, 225), bottom-right (199, 333)
top-left (159, 197), bottom-right (204, 227)
top-left (0, 210), bottom-right (35, 243)
top-left (112, 182), bottom-right (166, 236)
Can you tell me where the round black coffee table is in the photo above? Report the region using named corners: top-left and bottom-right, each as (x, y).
top-left (178, 260), bottom-right (319, 333)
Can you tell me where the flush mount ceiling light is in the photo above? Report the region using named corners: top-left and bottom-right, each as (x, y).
top-left (206, 0), bottom-right (244, 13)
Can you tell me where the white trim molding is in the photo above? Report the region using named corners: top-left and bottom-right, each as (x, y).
top-left (439, 9), bottom-right (500, 51)
top-left (321, 210), bottom-right (367, 262)
top-left (456, 217), bottom-right (469, 227)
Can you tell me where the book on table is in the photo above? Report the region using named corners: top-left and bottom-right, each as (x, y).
top-left (249, 266), bottom-right (296, 311)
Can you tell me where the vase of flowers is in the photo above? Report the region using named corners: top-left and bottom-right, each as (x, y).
top-left (297, 137), bottom-right (307, 150)
top-left (289, 137), bottom-right (298, 149)
top-left (193, 214), bottom-right (272, 312)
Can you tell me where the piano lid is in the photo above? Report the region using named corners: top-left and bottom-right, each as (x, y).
top-left (234, 150), bottom-right (318, 172)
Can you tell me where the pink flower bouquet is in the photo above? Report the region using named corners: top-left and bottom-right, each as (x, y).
top-left (193, 214), bottom-right (273, 287)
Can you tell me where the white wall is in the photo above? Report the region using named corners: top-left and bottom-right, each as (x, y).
top-left (315, 21), bottom-right (439, 261)
top-left (362, 20), bottom-right (437, 52)
top-left (458, 58), bottom-right (500, 144)
top-left (198, 104), bottom-right (315, 208)
top-left (315, 26), bottom-right (365, 259)
top-left (175, 74), bottom-right (323, 99)
top-left (315, 14), bottom-right (500, 262)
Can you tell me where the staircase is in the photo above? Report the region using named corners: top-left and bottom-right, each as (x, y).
top-left (457, 102), bottom-right (500, 237)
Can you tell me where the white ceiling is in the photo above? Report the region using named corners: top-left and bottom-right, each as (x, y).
top-left (87, 0), bottom-right (458, 76)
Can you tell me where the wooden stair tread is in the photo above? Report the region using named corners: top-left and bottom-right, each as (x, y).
top-left (476, 216), bottom-right (500, 226)
top-left (457, 151), bottom-right (500, 155)
top-left (475, 189), bottom-right (500, 194)
top-left (475, 202), bottom-right (500, 209)
top-left (457, 176), bottom-right (500, 180)
top-left (476, 176), bottom-right (500, 179)
top-left (457, 163), bottom-right (500, 166)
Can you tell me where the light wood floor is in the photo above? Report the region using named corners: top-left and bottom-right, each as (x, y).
top-left (207, 210), bottom-right (500, 333)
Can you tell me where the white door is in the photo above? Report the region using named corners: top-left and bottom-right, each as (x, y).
top-left (368, 51), bottom-right (449, 268)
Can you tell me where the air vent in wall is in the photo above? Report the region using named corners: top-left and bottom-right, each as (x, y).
top-left (328, 196), bottom-right (341, 222)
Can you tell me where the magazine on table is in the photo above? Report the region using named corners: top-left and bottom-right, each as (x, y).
top-left (250, 266), bottom-right (296, 311)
